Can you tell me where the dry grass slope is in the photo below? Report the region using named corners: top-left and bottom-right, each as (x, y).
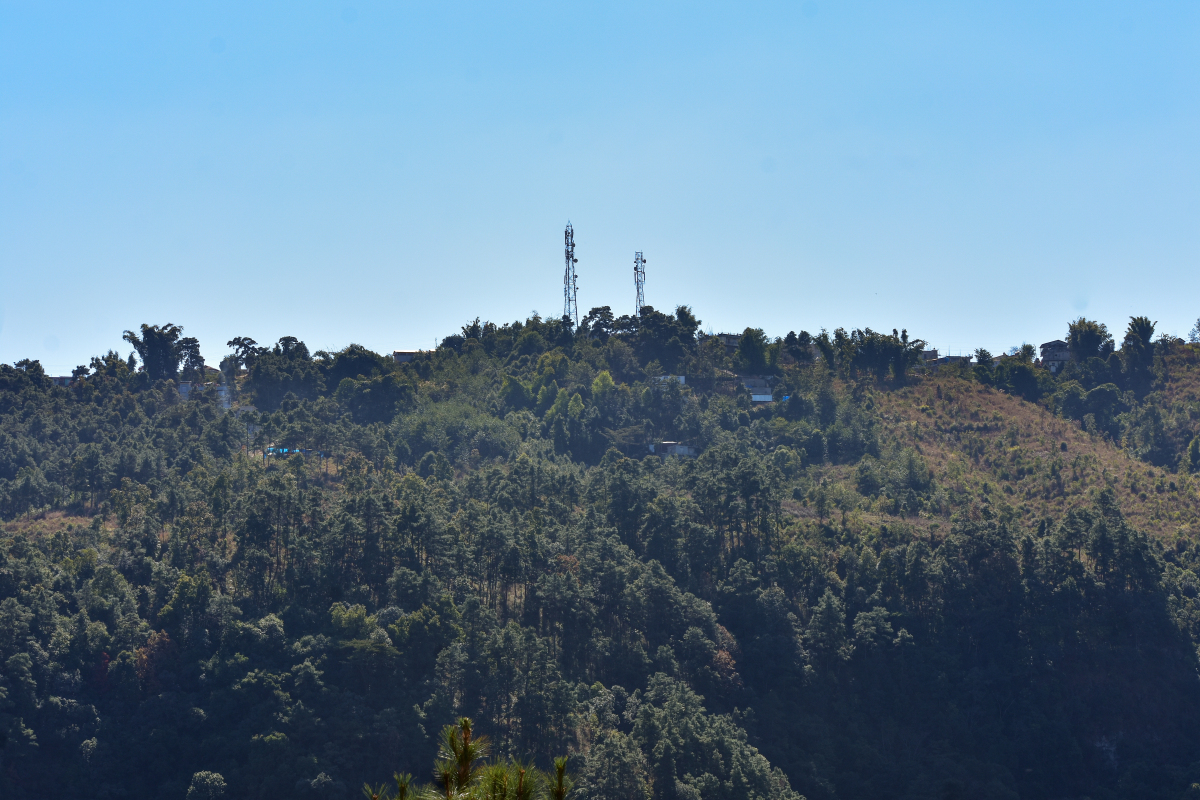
top-left (864, 376), bottom-right (1199, 541)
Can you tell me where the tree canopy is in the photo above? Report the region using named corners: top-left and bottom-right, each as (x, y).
top-left (2, 309), bottom-right (1200, 799)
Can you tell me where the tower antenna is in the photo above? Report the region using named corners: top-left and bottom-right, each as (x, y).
top-left (634, 251), bottom-right (646, 317)
top-left (564, 222), bottom-right (579, 326)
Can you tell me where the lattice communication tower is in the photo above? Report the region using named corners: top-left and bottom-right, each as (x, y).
top-left (564, 222), bottom-right (579, 326)
top-left (634, 251), bottom-right (646, 317)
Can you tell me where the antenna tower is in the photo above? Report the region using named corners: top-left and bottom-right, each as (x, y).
top-left (634, 251), bottom-right (646, 317)
top-left (563, 222), bottom-right (579, 326)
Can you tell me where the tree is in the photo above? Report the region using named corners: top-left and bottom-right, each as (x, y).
top-left (1183, 436), bottom-right (1200, 474)
top-left (218, 355), bottom-right (239, 390)
top-left (438, 717), bottom-right (490, 795)
top-left (89, 350), bottom-right (134, 380)
top-left (186, 771), bottom-right (227, 800)
top-left (828, 327), bottom-right (924, 382)
top-left (276, 335), bottom-right (307, 358)
top-left (324, 344), bottom-right (388, 387)
top-left (578, 731), bottom-right (650, 800)
top-left (633, 306), bottom-right (697, 372)
top-left (365, 718), bottom-right (572, 800)
top-left (1067, 318), bottom-right (1114, 362)
top-left (995, 356), bottom-right (1042, 401)
top-left (805, 587), bottom-right (852, 665)
top-left (629, 675), bottom-right (803, 800)
top-left (122, 323), bottom-right (184, 380)
top-left (974, 349), bottom-right (995, 385)
top-left (244, 336), bottom-right (325, 409)
top-left (813, 329), bottom-right (835, 367)
top-left (548, 757), bottom-right (573, 800)
top-left (735, 328), bottom-right (770, 374)
top-left (783, 330), bottom-right (814, 364)
top-left (178, 337), bottom-right (205, 382)
top-left (894, 328), bottom-right (926, 382)
top-left (226, 336), bottom-right (263, 368)
top-left (462, 317), bottom-right (484, 341)
top-left (1120, 316), bottom-right (1157, 395)
top-left (1011, 343), bottom-right (1036, 362)
top-left (580, 307), bottom-right (615, 342)
top-left (673, 305), bottom-right (700, 339)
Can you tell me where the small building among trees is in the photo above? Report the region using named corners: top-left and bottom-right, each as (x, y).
top-left (393, 350), bottom-right (419, 364)
top-left (1039, 340), bottom-right (1070, 374)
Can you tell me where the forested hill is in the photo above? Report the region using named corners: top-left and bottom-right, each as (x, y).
top-left (3, 308), bottom-right (1200, 800)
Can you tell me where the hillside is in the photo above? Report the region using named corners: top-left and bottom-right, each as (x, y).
top-left (2, 312), bottom-right (1200, 800)
top-left (865, 378), bottom-right (1199, 539)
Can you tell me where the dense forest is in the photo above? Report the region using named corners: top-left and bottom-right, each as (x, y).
top-left (4, 307), bottom-right (1200, 799)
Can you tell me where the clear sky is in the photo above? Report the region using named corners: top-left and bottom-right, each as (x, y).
top-left (2, 1), bottom-right (1198, 374)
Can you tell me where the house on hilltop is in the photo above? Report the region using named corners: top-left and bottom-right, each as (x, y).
top-left (704, 333), bottom-right (740, 357)
top-left (1040, 340), bottom-right (1070, 375)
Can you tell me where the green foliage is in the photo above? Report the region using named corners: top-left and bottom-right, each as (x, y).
top-left (783, 330), bottom-right (814, 365)
top-left (335, 372), bottom-right (415, 424)
top-left (123, 322), bottom-right (184, 381)
top-left (813, 327), bottom-right (925, 383)
top-left (4, 312), bottom-right (1200, 800)
top-left (973, 348), bottom-right (994, 385)
top-left (735, 328), bottom-right (771, 374)
top-left (325, 343), bottom-right (392, 387)
top-left (158, 570), bottom-right (213, 640)
top-left (624, 674), bottom-right (800, 800)
top-left (1120, 316), bottom-right (1157, 397)
top-left (993, 353), bottom-right (1042, 400)
top-left (187, 770), bottom-right (228, 799)
top-left (976, 315), bottom-right (1200, 469)
top-left (629, 305), bottom-right (700, 372)
top-left (1067, 317), bottom-right (1115, 362)
top-left (245, 336), bottom-right (326, 409)
top-left (361, 717), bottom-right (563, 800)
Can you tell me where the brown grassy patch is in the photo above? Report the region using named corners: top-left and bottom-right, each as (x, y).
top-left (0, 510), bottom-right (106, 542)
top-left (866, 376), bottom-right (1200, 539)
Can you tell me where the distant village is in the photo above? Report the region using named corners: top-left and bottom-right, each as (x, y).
top-left (919, 339), bottom-right (1069, 374)
top-left (393, 334), bottom-right (1072, 394)
top-left (43, 332), bottom-right (1069, 409)
top-left (48, 370), bottom-right (232, 408)
top-left (392, 332), bottom-right (1073, 463)
top-left (40, 327), bottom-right (1071, 471)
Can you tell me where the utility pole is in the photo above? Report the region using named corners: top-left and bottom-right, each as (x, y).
top-left (564, 222), bottom-right (579, 326)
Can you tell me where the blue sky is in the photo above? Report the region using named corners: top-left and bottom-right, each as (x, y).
top-left (2, 1), bottom-right (1198, 373)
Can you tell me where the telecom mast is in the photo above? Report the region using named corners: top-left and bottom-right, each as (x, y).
top-left (634, 251), bottom-right (646, 317)
top-left (564, 222), bottom-right (579, 326)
